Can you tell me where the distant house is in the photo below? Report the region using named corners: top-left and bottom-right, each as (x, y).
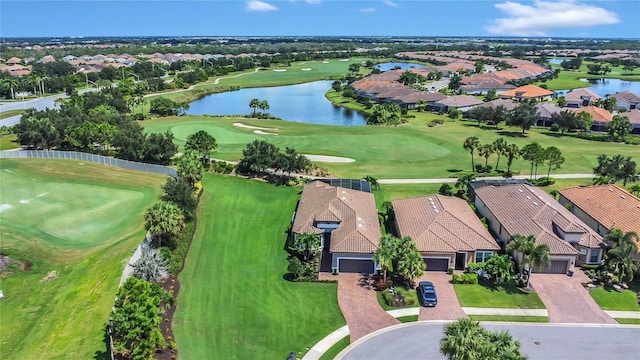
top-left (392, 195), bottom-right (500, 272)
top-left (534, 102), bottom-right (563, 126)
top-left (624, 109), bottom-right (640, 134)
top-left (291, 181), bottom-right (380, 274)
top-left (558, 185), bottom-right (640, 258)
top-left (475, 184), bottom-right (606, 272)
top-left (610, 91), bottom-right (640, 110)
top-left (431, 95), bottom-right (484, 113)
top-left (563, 88), bottom-right (601, 108)
top-left (477, 98), bottom-right (518, 112)
top-left (499, 84), bottom-right (554, 102)
top-left (571, 106), bottom-right (612, 131)
top-left (460, 79), bottom-right (516, 95)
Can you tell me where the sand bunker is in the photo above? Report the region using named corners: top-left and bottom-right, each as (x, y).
top-left (301, 68), bottom-right (312, 71)
top-left (322, 61), bottom-right (329, 64)
top-left (273, 69), bottom-right (287, 72)
top-left (340, 59), bottom-right (349, 62)
top-left (0, 204), bottom-right (12, 213)
top-left (233, 123), bottom-right (279, 131)
top-left (254, 130), bottom-right (277, 135)
top-left (303, 154), bottom-right (355, 163)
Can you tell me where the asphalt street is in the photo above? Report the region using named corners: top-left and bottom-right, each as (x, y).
top-left (338, 322), bottom-right (640, 360)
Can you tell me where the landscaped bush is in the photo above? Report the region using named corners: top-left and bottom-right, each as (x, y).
top-left (428, 119), bottom-right (444, 127)
top-left (210, 160), bottom-right (235, 174)
top-left (453, 273), bottom-right (479, 284)
top-left (467, 262), bottom-right (486, 273)
top-left (530, 177), bottom-right (555, 186)
top-left (168, 220), bottom-right (196, 274)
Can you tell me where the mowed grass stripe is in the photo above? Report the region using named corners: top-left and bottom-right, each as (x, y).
top-left (142, 116), bottom-right (640, 179)
top-left (0, 159), bottom-right (165, 360)
top-left (174, 174), bottom-right (344, 359)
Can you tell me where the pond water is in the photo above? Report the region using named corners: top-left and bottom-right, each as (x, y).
top-left (375, 62), bottom-right (425, 71)
top-left (554, 78), bottom-right (640, 97)
top-left (186, 80), bottom-right (367, 126)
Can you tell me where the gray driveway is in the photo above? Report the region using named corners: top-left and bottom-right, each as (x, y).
top-left (528, 270), bottom-right (616, 324)
top-left (338, 322), bottom-right (640, 360)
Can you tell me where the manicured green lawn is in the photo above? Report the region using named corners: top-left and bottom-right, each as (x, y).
top-left (0, 109), bottom-right (24, 119)
top-left (173, 174), bottom-right (345, 359)
top-left (319, 335), bottom-right (351, 360)
top-left (397, 315), bottom-right (419, 323)
top-left (469, 315), bottom-right (548, 322)
top-left (376, 288), bottom-right (420, 311)
top-left (142, 115), bottom-right (640, 180)
top-left (616, 318), bottom-right (640, 325)
top-left (590, 285), bottom-right (640, 311)
top-left (0, 159), bottom-right (165, 360)
top-left (0, 133), bottom-right (19, 150)
top-left (454, 282), bottom-right (546, 309)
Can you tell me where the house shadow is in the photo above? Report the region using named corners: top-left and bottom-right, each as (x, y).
top-left (447, 168), bottom-right (464, 173)
top-left (497, 130), bottom-right (527, 138)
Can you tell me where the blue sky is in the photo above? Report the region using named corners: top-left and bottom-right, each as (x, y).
top-left (1, 1), bottom-right (638, 38)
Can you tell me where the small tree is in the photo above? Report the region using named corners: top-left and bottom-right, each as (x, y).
top-left (364, 175), bottom-right (380, 190)
top-left (177, 150), bottom-right (204, 187)
top-left (185, 130), bottom-right (217, 165)
top-left (439, 183), bottom-right (454, 196)
top-left (287, 257), bottom-right (304, 280)
top-left (292, 233), bottom-right (321, 261)
top-left (544, 146), bottom-right (565, 178)
top-left (485, 254), bottom-right (515, 285)
top-left (374, 234), bottom-right (398, 285)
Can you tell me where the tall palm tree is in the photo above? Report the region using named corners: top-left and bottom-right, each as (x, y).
top-left (507, 234), bottom-right (550, 288)
top-left (454, 173), bottom-right (476, 195)
top-left (492, 138), bottom-right (508, 171)
top-left (504, 143), bottom-right (520, 174)
top-left (463, 136), bottom-right (480, 172)
top-left (144, 200), bottom-right (185, 248)
top-left (479, 144), bottom-right (494, 171)
top-left (527, 244), bottom-right (551, 287)
top-left (374, 234), bottom-right (397, 285)
top-left (249, 98), bottom-right (260, 116)
top-left (604, 229), bottom-right (639, 284)
top-left (2, 77), bottom-right (19, 99)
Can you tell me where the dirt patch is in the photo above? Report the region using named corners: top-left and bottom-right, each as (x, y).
top-left (42, 270), bottom-right (59, 281)
top-left (0, 254), bottom-right (31, 276)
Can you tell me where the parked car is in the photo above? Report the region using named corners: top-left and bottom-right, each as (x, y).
top-left (417, 281), bottom-right (437, 307)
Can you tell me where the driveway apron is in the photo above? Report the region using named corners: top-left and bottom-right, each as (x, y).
top-left (416, 272), bottom-right (467, 321)
top-left (529, 270), bottom-right (617, 324)
top-left (320, 272), bottom-right (400, 342)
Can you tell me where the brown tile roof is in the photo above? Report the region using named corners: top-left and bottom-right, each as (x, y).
top-left (624, 109), bottom-right (640, 125)
top-left (392, 195), bottom-right (499, 253)
top-left (499, 85), bottom-right (553, 99)
top-left (476, 184), bottom-right (604, 253)
top-left (479, 98), bottom-right (518, 111)
top-left (564, 88), bottom-right (601, 103)
top-left (292, 181), bottom-right (380, 254)
top-left (559, 185), bottom-right (640, 247)
top-left (610, 91), bottom-right (640, 104)
top-left (535, 102), bottom-right (563, 118)
top-left (572, 106), bottom-right (612, 123)
top-left (437, 95), bottom-right (484, 108)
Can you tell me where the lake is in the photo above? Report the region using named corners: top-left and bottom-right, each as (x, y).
top-left (554, 78), bottom-right (640, 97)
top-left (375, 62), bottom-right (425, 71)
top-left (186, 80), bottom-right (367, 126)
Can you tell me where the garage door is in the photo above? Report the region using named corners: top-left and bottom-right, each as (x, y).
top-left (339, 259), bottom-right (374, 273)
top-left (424, 258), bottom-right (449, 272)
top-left (534, 260), bottom-right (568, 274)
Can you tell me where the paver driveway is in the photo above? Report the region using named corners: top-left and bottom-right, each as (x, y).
top-left (319, 272), bottom-right (399, 341)
top-left (528, 270), bottom-right (616, 324)
top-left (416, 272), bottom-right (467, 321)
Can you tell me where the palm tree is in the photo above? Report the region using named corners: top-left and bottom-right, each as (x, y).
top-left (293, 233), bottom-right (321, 261)
top-left (249, 98), bottom-right (260, 116)
top-left (259, 100), bottom-right (270, 115)
top-left (527, 243), bottom-right (551, 287)
top-left (374, 234), bottom-right (397, 285)
top-left (504, 143), bottom-right (520, 175)
top-left (395, 236), bottom-right (425, 286)
top-left (454, 173), bottom-right (476, 196)
top-left (507, 234), bottom-right (550, 288)
top-left (478, 144), bottom-right (494, 171)
top-left (440, 318), bottom-right (485, 360)
top-left (363, 175), bottom-right (380, 191)
top-left (604, 229), bottom-right (639, 284)
top-left (463, 136), bottom-right (480, 172)
top-left (144, 200), bottom-right (186, 248)
top-left (485, 254), bottom-right (515, 285)
top-left (2, 77), bottom-right (19, 99)
top-left (629, 184), bottom-right (640, 197)
top-left (492, 138), bottom-right (507, 171)
top-left (487, 330), bottom-right (526, 360)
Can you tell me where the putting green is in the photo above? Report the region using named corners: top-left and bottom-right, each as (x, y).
top-left (0, 159), bottom-right (165, 360)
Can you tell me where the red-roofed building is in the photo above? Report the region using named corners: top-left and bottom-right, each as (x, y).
top-left (499, 85), bottom-right (554, 102)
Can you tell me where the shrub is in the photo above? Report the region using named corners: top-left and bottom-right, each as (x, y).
top-left (550, 123), bottom-right (560, 132)
top-left (447, 267), bottom-right (454, 275)
top-left (428, 119), bottom-right (445, 127)
top-left (381, 288), bottom-right (395, 306)
top-left (287, 257), bottom-right (303, 279)
top-left (462, 273), bottom-right (479, 284)
top-left (467, 262), bottom-right (486, 273)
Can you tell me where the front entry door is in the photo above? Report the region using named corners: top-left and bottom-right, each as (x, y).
top-left (455, 252), bottom-right (466, 270)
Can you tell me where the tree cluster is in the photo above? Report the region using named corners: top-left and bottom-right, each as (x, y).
top-left (236, 140), bottom-right (311, 176)
top-left (593, 154), bottom-right (638, 186)
top-left (374, 234), bottom-right (425, 286)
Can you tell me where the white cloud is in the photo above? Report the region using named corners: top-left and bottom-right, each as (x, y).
top-left (486, 0), bottom-right (620, 36)
top-left (358, 7), bottom-right (377, 13)
top-left (383, 1), bottom-right (399, 7)
top-left (245, 0), bottom-right (278, 12)
top-left (305, 0), bottom-right (322, 4)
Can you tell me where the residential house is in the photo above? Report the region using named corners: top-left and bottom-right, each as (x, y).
top-left (535, 102), bottom-right (563, 126)
top-left (499, 84), bottom-right (554, 102)
top-left (610, 91), bottom-right (640, 110)
top-left (478, 98), bottom-right (518, 112)
top-left (392, 195), bottom-right (500, 272)
top-left (571, 106), bottom-right (612, 131)
top-left (558, 185), bottom-right (640, 258)
top-left (563, 88), bottom-right (601, 108)
top-left (460, 78), bottom-right (516, 95)
top-left (475, 184), bottom-right (606, 272)
top-left (291, 181), bottom-right (380, 274)
top-left (431, 95), bottom-right (484, 113)
top-left (624, 109), bottom-right (640, 134)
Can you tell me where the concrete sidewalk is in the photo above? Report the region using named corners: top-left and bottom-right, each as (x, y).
top-left (605, 310), bottom-right (640, 319)
top-left (462, 307), bottom-right (548, 316)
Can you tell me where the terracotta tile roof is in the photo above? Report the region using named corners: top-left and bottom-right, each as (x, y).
top-left (564, 88), bottom-right (601, 103)
top-left (292, 181), bottom-right (380, 254)
top-left (436, 95), bottom-right (484, 108)
top-left (499, 84), bottom-right (553, 99)
top-left (476, 184), bottom-right (604, 253)
top-left (479, 98), bottom-right (518, 111)
top-left (392, 195), bottom-right (499, 253)
top-left (572, 106), bottom-right (612, 123)
top-left (559, 185), bottom-right (640, 247)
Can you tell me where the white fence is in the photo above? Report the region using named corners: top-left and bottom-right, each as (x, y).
top-left (0, 150), bottom-right (177, 178)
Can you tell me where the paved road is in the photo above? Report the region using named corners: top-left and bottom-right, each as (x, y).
top-left (338, 322), bottom-right (640, 360)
